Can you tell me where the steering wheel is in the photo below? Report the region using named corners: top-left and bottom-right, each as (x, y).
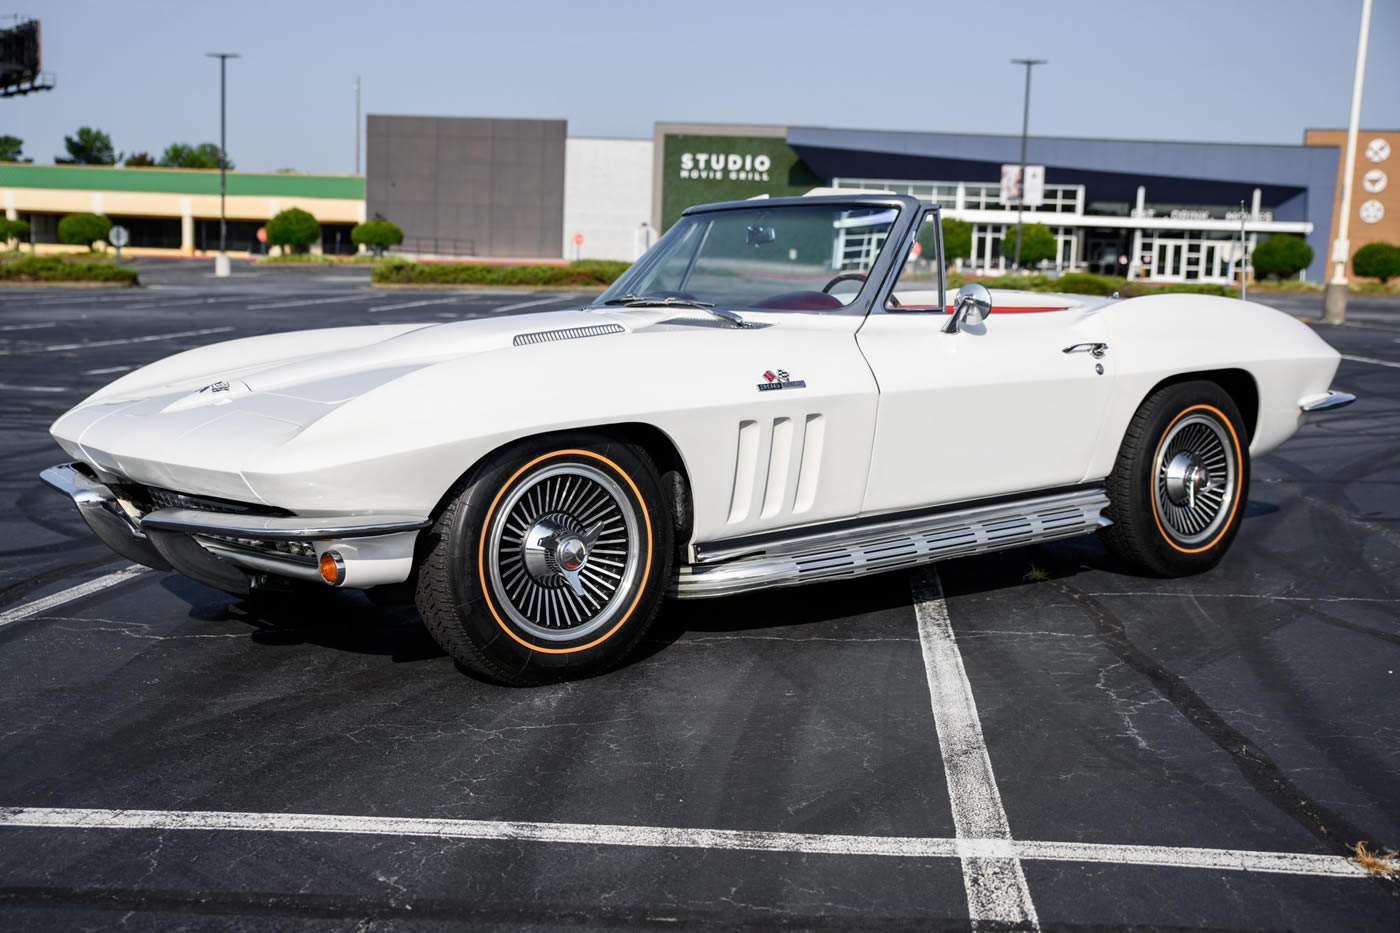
top-left (821, 272), bottom-right (899, 307)
top-left (821, 272), bottom-right (866, 294)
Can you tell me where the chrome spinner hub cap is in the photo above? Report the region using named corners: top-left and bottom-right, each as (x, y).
top-left (487, 463), bottom-right (640, 641)
top-left (1154, 413), bottom-right (1236, 546)
top-left (1164, 452), bottom-right (1213, 508)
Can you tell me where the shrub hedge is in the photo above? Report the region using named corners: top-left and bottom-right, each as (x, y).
top-left (372, 259), bottom-right (631, 287)
top-left (57, 213), bottom-right (112, 249)
top-left (0, 255), bottom-right (139, 284)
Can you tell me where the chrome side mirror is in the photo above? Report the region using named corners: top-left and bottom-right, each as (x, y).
top-left (943, 282), bottom-right (992, 334)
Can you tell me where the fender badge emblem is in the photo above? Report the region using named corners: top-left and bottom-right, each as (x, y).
top-left (199, 380), bottom-right (231, 394)
top-left (757, 368), bottom-right (805, 392)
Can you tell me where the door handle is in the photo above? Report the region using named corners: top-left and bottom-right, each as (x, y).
top-left (1063, 342), bottom-right (1108, 359)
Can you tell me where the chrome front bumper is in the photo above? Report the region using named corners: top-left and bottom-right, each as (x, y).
top-left (1299, 389), bottom-right (1357, 423)
top-left (41, 463), bottom-right (427, 592)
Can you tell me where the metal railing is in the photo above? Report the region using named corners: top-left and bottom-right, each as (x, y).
top-left (397, 237), bottom-right (477, 257)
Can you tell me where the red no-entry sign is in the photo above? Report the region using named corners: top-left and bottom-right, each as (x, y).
top-left (573, 233), bottom-right (584, 246)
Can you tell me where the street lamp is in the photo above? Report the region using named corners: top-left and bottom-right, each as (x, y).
top-left (1013, 58), bottom-right (1047, 268)
top-left (1323, 0), bottom-right (1372, 325)
top-left (1010, 59), bottom-right (1047, 269)
top-left (207, 52), bottom-right (239, 277)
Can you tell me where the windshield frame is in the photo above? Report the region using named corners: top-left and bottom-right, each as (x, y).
top-left (593, 194), bottom-right (925, 316)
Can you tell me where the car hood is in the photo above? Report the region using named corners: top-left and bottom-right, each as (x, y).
top-left (46, 306), bottom-right (721, 500)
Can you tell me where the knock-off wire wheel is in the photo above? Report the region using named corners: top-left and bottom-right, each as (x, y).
top-left (486, 462), bottom-right (641, 641)
top-left (1100, 383), bottom-right (1250, 578)
top-left (1153, 412), bottom-right (1237, 546)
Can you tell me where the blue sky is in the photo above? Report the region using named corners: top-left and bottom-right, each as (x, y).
top-left (5, 0), bottom-right (1397, 174)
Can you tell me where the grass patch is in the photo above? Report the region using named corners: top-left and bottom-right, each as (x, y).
top-left (1351, 841), bottom-right (1398, 878)
top-left (1022, 565), bottom-right (1050, 582)
top-left (372, 258), bottom-right (630, 288)
top-left (0, 255), bottom-right (139, 285)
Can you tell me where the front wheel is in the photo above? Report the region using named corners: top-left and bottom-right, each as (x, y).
top-left (1101, 381), bottom-right (1250, 577)
top-left (415, 435), bottom-right (673, 685)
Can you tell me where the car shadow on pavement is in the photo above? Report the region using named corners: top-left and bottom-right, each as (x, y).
top-left (161, 575), bottom-right (447, 664)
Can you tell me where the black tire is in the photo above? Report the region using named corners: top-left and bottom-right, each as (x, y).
top-left (1101, 381), bottom-right (1250, 577)
top-left (415, 433), bottom-right (673, 685)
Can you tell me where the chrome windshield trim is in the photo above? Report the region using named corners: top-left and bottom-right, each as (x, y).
top-left (140, 508), bottom-right (430, 540)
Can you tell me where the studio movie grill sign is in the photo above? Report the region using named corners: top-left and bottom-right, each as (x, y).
top-left (679, 151), bottom-right (772, 181)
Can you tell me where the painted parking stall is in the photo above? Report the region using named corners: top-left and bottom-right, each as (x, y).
top-left (0, 272), bottom-right (1396, 927)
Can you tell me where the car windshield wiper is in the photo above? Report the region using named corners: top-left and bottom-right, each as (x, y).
top-left (601, 294), bottom-right (746, 328)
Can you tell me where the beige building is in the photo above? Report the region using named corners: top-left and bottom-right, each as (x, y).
top-left (0, 163), bottom-right (365, 255)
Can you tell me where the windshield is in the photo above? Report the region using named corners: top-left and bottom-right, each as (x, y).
top-left (596, 203), bottom-right (900, 312)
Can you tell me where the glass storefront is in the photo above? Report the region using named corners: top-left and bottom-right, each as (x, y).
top-left (831, 176), bottom-right (1293, 284)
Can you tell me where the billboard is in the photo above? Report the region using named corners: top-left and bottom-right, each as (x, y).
top-left (0, 20), bottom-right (41, 94)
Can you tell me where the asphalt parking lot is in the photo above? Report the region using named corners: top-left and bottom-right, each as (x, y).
top-left (1, 260), bottom-right (1397, 929)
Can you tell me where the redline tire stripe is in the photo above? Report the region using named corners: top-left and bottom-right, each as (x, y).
top-left (1149, 404), bottom-right (1244, 554)
top-left (478, 449), bottom-right (653, 655)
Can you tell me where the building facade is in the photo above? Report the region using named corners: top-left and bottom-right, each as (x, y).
top-left (0, 163), bottom-right (365, 254)
top-left (2, 118), bottom-right (1390, 279)
top-left (653, 123), bottom-right (1353, 284)
top-left (366, 115), bottom-right (566, 259)
top-left (1304, 128), bottom-right (1400, 270)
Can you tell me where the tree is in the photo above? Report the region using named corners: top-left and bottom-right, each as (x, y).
top-left (351, 219), bottom-right (404, 257)
top-left (57, 213), bottom-right (112, 249)
top-left (942, 217), bottom-right (972, 262)
top-left (266, 208), bottom-right (320, 254)
top-left (0, 135), bottom-right (29, 162)
top-left (1353, 242), bottom-right (1400, 284)
top-left (0, 218), bottom-right (30, 245)
top-left (914, 216), bottom-right (972, 265)
top-left (124, 152), bottom-right (156, 167)
top-left (56, 127), bottom-right (118, 165)
top-left (999, 222), bottom-right (1057, 267)
top-left (159, 142), bottom-right (231, 170)
top-left (1250, 234), bottom-right (1313, 280)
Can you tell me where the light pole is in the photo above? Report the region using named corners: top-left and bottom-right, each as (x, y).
top-left (207, 52), bottom-right (239, 276)
top-left (1010, 58), bottom-right (1046, 270)
top-left (1323, 0), bottom-right (1372, 325)
top-left (354, 75), bottom-right (361, 175)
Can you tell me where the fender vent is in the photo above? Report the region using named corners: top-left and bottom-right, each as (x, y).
top-left (513, 323), bottom-right (625, 346)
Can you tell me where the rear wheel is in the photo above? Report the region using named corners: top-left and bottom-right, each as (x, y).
top-left (415, 434), bottom-right (672, 685)
top-left (1101, 381), bottom-right (1250, 577)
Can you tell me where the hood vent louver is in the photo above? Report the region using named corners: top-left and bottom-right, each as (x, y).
top-left (513, 323), bottom-right (625, 347)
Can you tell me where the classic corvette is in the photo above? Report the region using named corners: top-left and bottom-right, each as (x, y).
top-left (42, 192), bottom-right (1354, 683)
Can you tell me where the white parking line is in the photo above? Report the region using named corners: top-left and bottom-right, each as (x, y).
top-left (82, 365), bottom-right (136, 376)
top-left (0, 806), bottom-right (1366, 879)
top-left (0, 326), bottom-right (234, 355)
top-left (1341, 353), bottom-right (1400, 370)
top-left (245, 294), bottom-right (372, 310)
top-left (0, 321), bottom-right (57, 332)
top-left (912, 569), bottom-right (1040, 929)
top-left (0, 383), bottom-right (68, 393)
top-left (492, 294), bottom-right (579, 313)
top-left (0, 566), bottom-right (146, 628)
top-left (368, 296), bottom-right (468, 314)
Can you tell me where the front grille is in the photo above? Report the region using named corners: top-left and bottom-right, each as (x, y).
top-left (198, 534), bottom-right (317, 564)
top-left (114, 483), bottom-right (290, 518)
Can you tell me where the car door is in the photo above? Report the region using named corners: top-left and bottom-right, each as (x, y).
top-left (855, 220), bottom-right (1112, 514)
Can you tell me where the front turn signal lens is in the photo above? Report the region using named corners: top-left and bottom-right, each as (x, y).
top-left (319, 551), bottom-right (345, 585)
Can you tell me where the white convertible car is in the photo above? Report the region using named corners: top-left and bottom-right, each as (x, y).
top-left (43, 192), bottom-right (1354, 683)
